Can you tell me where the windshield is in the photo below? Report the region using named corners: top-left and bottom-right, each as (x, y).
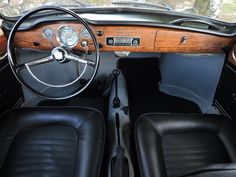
top-left (0, 0), bottom-right (235, 23)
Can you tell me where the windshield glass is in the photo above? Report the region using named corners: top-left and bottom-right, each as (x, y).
top-left (0, 0), bottom-right (235, 23)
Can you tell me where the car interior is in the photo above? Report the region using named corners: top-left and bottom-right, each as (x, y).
top-left (0, 3), bottom-right (236, 177)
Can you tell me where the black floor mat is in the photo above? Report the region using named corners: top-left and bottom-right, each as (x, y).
top-left (117, 58), bottom-right (201, 123)
top-left (38, 96), bottom-right (107, 114)
top-left (38, 84), bottom-right (108, 116)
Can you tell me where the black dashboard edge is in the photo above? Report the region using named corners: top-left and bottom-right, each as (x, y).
top-left (2, 19), bottom-right (236, 38)
top-left (1, 7), bottom-right (236, 37)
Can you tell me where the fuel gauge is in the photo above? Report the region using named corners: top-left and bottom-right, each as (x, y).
top-left (81, 28), bottom-right (91, 39)
top-left (42, 28), bottom-right (54, 40)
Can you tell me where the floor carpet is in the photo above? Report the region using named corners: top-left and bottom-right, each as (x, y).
top-left (117, 57), bottom-right (201, 123)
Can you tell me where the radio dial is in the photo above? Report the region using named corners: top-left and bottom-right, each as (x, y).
top-left (132, 39), bottom-right (139, 46)
top-left (108, 39), bottom-right (114, 45)
top-left (106, 37), bottom-right (140, 46)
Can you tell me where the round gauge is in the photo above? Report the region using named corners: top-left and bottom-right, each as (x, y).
top-left (56, 26), bottom-right (79, 48)
top-left (42, 28), bottom-right (54, 40)
top-left (81, 28), bottom-right (91, 39)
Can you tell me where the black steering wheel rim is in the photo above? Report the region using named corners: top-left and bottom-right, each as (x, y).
top-left (8, 6), bottom-right (100, 100)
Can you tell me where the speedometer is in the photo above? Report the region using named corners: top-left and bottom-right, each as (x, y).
top-left (56, 26), bottom-right (79, 48)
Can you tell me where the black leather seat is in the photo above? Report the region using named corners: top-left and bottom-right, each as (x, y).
top-left (135, 113), bottom-right (236, 177)
top-left (0, 107), bottom-right (105, 177)
top-left (180, 163), bottom-right (236, 177)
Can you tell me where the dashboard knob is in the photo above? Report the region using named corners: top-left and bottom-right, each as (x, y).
top-left (108, 39), bottom-right (114, 45)
top-left (98, 43), bottom-right (103, 48)
top-left (81, 41), bottom-right (88, 47)
top-left (132, 39), bottom-right (139, 46)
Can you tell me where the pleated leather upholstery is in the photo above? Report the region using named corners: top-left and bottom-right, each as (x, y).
top-left (135, 113), bottom-right (236, 177)
top-left (0, 107), bottom-right (105, 177)
top-left (181, 163), bottom-right (236, 177)
top-left (162, 132), bottom-right (229, 177)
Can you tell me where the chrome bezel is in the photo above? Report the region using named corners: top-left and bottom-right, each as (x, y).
top-left (81, 28), bottom-right (91, 39)
top-left (42, 27), bottom-right (54, 40)
top-left (56, 25), bottom-right (79, 48)
top-left (105, 36), bottom-right (141, 46)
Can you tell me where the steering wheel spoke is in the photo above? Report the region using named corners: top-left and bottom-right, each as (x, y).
top-left (67, 53), bottom-right (96, 67)
top-left (16, 56), bottom-right (53, 71)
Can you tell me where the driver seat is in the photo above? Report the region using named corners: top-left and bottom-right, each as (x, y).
top-left (0, 107), bottom-right (105, 177)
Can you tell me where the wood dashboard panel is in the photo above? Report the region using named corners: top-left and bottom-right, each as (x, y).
top-left (154, 30), bottom-right (233, 53)
top-left (0, 29), bottom-right (7, 56)
top-left (14, 22), bottom-right (235, 53)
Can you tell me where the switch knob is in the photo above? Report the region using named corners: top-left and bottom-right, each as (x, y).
top-left (81, 41), bottom-right (88, 47)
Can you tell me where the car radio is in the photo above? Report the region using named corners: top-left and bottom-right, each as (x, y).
top-left (106, 37), bottom-right (140, 46)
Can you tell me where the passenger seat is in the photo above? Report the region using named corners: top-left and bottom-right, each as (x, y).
top-left (135, 113), bottom-right (236, 177)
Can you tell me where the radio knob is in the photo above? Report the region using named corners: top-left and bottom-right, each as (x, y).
top-left (108, 39), bottom-right (114, 45)
top-left (132, 39), bottom-right (139, 46)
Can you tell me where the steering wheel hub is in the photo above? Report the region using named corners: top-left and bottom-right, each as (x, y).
top-left (51, 47), bottom-right (67, 63)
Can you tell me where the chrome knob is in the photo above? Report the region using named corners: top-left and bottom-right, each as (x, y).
top-left (81, 41), bottom-right (88, 48)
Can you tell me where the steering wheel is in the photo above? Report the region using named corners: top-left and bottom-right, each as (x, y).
top-left (8, 6), bottom-right (100, 100)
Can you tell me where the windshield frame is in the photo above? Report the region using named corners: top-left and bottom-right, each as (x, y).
top-left (0, 4), bottom-right (236, 26)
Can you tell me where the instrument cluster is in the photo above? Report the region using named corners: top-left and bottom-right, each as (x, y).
top-left (42, 25), bottom-right (91, 48)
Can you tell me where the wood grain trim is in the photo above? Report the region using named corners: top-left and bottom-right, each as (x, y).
top-left (14, 23), bottom-right (91, 51)
top-left (0, 29), bottom-right (7, 56)
top-left (228, 44), bottom-right (236, 67)
top-left (14, 23), bottom-right (235, 53)
top-left (95, 26), bottom-right (157, 52)
top-left (154, 29), bottom-right (234, 53)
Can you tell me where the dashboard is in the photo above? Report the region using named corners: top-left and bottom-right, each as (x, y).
top-left (13, 22), bottom-right (236, 54)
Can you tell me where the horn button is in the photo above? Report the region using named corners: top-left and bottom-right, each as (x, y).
top-left (51, 47), bottom-right (67, 63)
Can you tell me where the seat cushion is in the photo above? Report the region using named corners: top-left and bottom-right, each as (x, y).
top-left (135, 113), bottom-right (236, 177)
top-left (0, 107), bottom-right (105, 177)
top-left (180, 163), bottom-right (236, 177)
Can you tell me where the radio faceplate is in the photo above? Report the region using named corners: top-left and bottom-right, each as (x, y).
top-left (106, 37), bottom-right (140, 46)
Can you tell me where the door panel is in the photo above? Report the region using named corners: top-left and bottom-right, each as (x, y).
top-left (0, 27), bottom-right (23, 115)
top-left (215, 44), bottom-right (236, 119)
top-left (215, 63), bottom-right (236, 119)
top-left (0, 60), bottom-right (23, 115)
